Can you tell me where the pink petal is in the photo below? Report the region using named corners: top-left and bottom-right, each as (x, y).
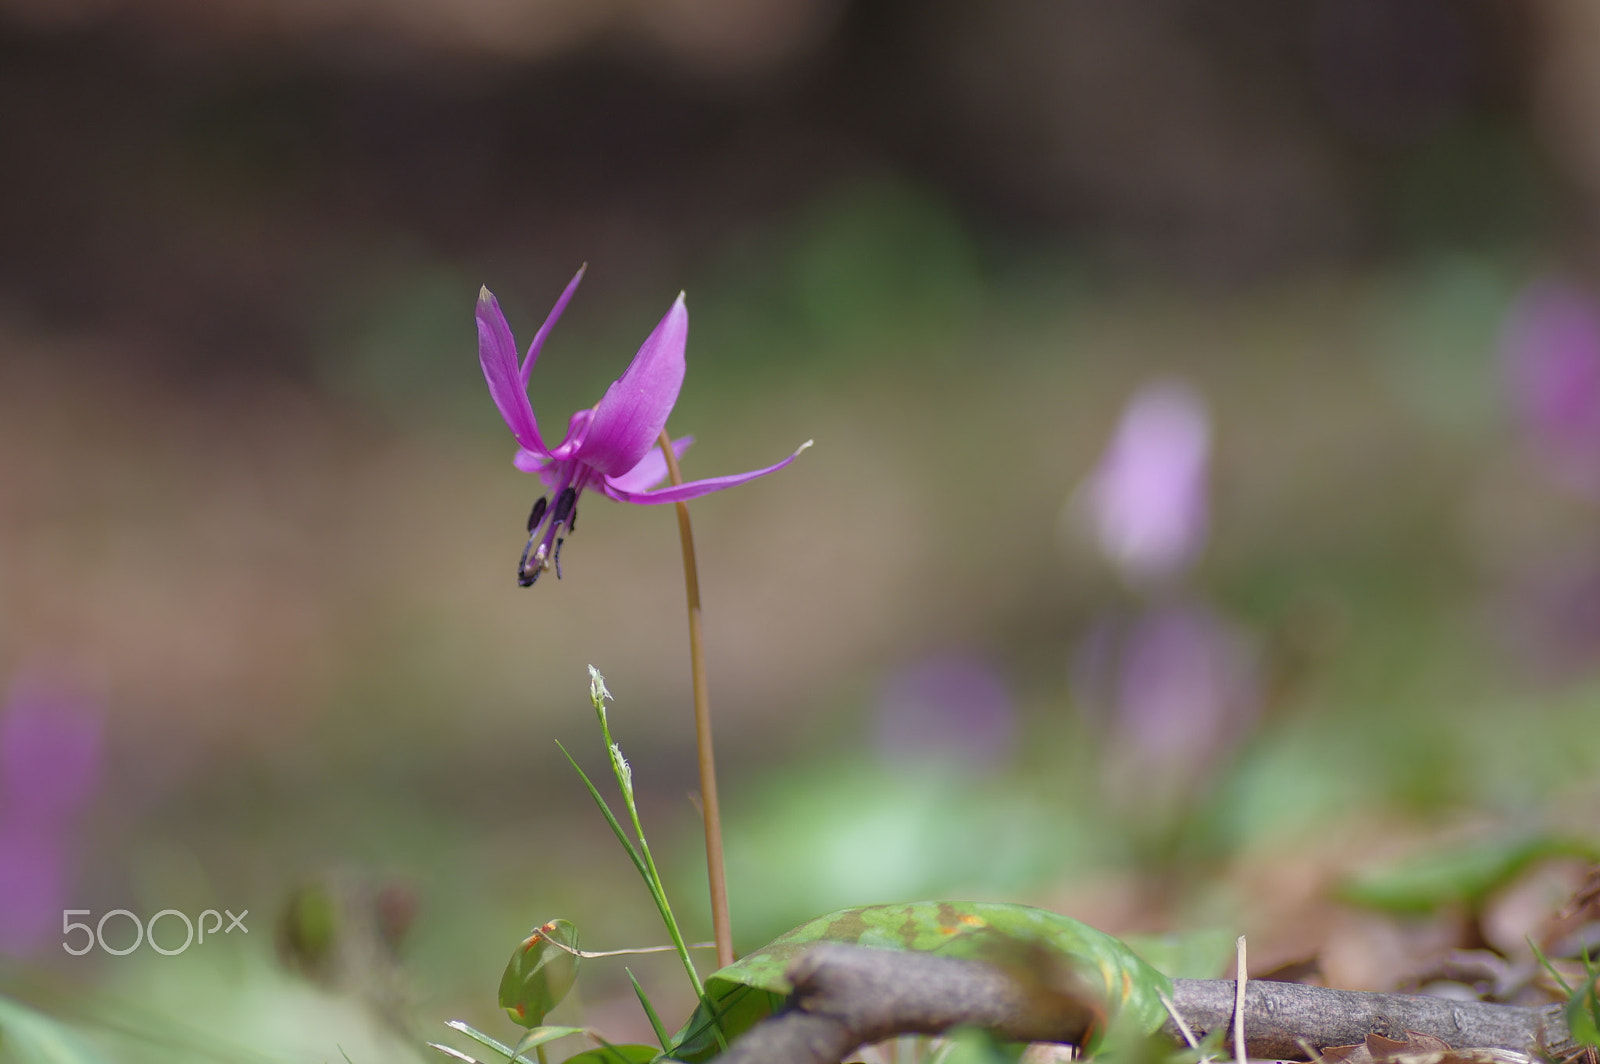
top-left (478, 287), bottom-right (546, 455)
top-left (513, 448), bottom-right (550, 474)
top-left (514, 448), bottom-right (577, 492)
top-left (602, 440), bottom-right (811, 504)
top-left (602, 436), bottom-right (694, 495)
top-left (522, 265), bottom-right (586, 387)
top-left (580, 294), bottom-right (688, 476)
top-left (548, 408), bottom-right (595, 462)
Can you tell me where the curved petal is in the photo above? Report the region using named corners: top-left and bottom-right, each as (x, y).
top-left (601, 440), bottom-right (811, 505)
top-left (581, 294), bottom-right (688, 476)
top-left (513, 448), bottom-right (550, 473)
top-left (602, 436), bottom-right (694, 495)
top-left (514, 449), bottom-right (578, 493)
top-left (522, 265), bottom-right (586, 386)
top-left (548, 408), bottom-right (595, 462)
top-left (478, 287), bottom-right (546, 454)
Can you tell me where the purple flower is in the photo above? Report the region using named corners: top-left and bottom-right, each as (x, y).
top-left (1501, 277), bottom-right (1600, 497)
top-left (1, 679), bottom-right (103, 821)
top-left (873, 652), bottom-right (1016, 772)
top-left (1077, 379), bottom-right (1211, 587)
top-left (1073, 603), bottom-right (1257, 812)
top-left (0, 675), bottom-right (103, 956)
top-left (0, 824), bottom-right (67, 956)
top-left (477, 267), bottom-right (810, 586)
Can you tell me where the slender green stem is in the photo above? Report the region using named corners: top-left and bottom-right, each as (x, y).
top-left (562, 671), bottom-right (729, 1050)
top-left (658, 429), bottom-right (735, 970)
top-left (554, 743), bottom-right (702, 1004)
top-left (586, 680), bottom-right (708, 1004)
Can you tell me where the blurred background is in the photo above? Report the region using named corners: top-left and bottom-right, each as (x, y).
top-left (6, 0), bottom-right (1600, 1059)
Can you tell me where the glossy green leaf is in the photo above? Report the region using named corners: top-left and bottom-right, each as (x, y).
top-left (669, 981), bottom-right (785, 1063)
top-left (668, 901), bottom-right (1171, 1062)
top-left (560, 1043), bottom-right (659, 1064)
top-left (499, 920), bottom-right (581, 1028)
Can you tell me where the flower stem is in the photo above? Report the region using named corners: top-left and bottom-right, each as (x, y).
top-left (658, 429), bottom-right (734, 970)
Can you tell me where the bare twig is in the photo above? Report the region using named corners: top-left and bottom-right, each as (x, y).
top-left (1164, 979), bottom-right (1571, 1063)
top-left (711, 944), bottom-right (1577, 1064)
top-left (714, 943), bottom-right (1100, 1064)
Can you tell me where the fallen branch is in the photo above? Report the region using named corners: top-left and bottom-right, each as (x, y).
top-left (710, 944), bottom-right (1577, 1064)
top-left (1165, 978), bottom-right (1570, 1062)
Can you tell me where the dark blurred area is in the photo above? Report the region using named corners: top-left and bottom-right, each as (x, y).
top-left (7, 0), bottom-right (1600, 1059)
top-left (0, 0), bottom-right (1555, 377)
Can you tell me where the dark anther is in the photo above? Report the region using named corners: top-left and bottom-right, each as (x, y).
top-left (567, 506), bottom-right (577, 533)
top-left (551, 486), bottom-right (577, 527)
top-left (526, 496), bottom-right (548, 533)
top-left (554, 536), bottom-right (565, 580)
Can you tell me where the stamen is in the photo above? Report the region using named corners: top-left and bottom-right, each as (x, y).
top-left (568, 506), bottom-right (577, 533)
top-left (551, 486), bottom-right (577, 527)
top-left (515, 486), bottom-right (577, 590)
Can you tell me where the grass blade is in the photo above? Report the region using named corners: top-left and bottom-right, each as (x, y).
top-left (626, 968), bottom-right (671, 1053)
top-left (555, 740), bottom-right (647, 878)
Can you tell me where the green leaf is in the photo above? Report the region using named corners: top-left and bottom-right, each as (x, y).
top-left (556, 741), bottom-right (648, 880)
top-left (668, 982), bottom-right (785, 1063)
top-left (1121, 928), bottom-right (1237, 980)
top-left (937, 1027), bottom-right (1026, 1064)
top-left (668, 901), bottom-right (1171, 1062)
top-left (498, 920), bottom-right (582, 1029)
top-left (559, 1043), bottom-right (659, 1064)
top-left (443, 1021), bottom-right (587, 1063)
top-left (0, 995), bottom-right (114, 1064)
top-left (509, 1026), bottom-right (588, 1063)
top-left (1568, 974), bottom-right (1600, 1049)
top-left (1339, 832), bottom-right (1600, 915)
top-left (625, 968), bottom-right (671, 1053)
top-left (444, 1020), bottom-right (525, 1061)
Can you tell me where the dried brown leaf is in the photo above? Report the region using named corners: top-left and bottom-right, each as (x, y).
top-left (1317, 1030), bottom-right (1529, 1064)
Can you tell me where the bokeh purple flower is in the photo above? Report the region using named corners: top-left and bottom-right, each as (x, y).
top-left (1076, 378), bottom-right (1211, 587)
top-left (1501, 276), bottom-right (1600, 497)
top-left (1073, 604), bottom-right (1257, 812)
top-left (1067, 377), bottom-right (1259, 819)
top-left (873, 652), bottom-right (1016, 772)
top-left (0, 675), bottom-right (103, 956)
top-left (478, 266), bottom-right (809, 586)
